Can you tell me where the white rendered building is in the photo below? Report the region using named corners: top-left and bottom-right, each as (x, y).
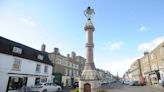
top-left (0, 36), bottom-right (53, 92)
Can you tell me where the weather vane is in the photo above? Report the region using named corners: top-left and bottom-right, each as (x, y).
top-left (84, 6), bottom-right (95, 20)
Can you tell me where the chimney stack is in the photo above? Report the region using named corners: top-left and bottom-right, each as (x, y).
top-left (71, 51), bottom-right (76, 58)
top-left (54, 48), bottom-right (59, 54)
top-left (67, 54), bottom-right (70, 58)
top-left (41, 44), bottom-right (46, 52)
top-left (144, 51), bottom-right (149, 55)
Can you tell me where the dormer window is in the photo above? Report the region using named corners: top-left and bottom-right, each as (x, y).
top-left (38, 54), bottom-right (43, 60)
top-left (12, 47), bottom-right (22, 54)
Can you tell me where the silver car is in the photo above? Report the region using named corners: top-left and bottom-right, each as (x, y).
top-left (30, 83), bottom-right (62, 92)
top-left (129, 81), bottom-right (139, 86)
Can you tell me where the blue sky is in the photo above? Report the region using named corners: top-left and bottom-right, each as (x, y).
top-left (1, 0), bottom-right (164, 77)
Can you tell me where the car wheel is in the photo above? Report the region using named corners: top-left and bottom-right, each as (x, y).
top-left (162, 83), bottom-right (164, 88)
top-left (42, 89), bottom-right (47, 92)
top-left (57, 88), bottom-right (60, 92)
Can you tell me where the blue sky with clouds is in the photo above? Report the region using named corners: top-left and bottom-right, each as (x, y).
top-left (1, 0), bottom-right (164, 77)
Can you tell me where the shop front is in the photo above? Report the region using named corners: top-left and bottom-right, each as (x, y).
top-left (148, 70), bottom-right (161, 85)
top-left (159, 68), bottom-right (164, 85)
top-left (7, 76), bottom-right (27, 92)
top-left (6, 73), bottom-right (50, 92)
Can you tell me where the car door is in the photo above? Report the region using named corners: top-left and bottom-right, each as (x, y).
top-left (48, 83), bottom-right (54, 91)
top-left (45, 83), bottom-right (52, 91)
top-left (52, 83), bottom-right (58, 91)
top-left (49, 83), bottom-right (58, 91)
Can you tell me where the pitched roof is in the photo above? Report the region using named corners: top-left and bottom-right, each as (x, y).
top-left (0, 36), bottom-right (52, 65)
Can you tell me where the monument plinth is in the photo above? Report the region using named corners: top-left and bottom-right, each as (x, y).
top-left (79, 6), bottom-right (101, 92)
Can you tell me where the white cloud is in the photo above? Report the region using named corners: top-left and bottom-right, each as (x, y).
top-left (20, 18), bottom-right (35, 27)
top-left (30, 22), bottom-right (35, 26)
top-left (104, 41), bottom-right (123, 51)
top-left (138, 36), bottom-right (164, 52)
top-left (20, 18), bottom-right (28, 23)
top-left (96, 56), bottom-right (140, 77)
top-left (139, 26), bottom-right (147, 31)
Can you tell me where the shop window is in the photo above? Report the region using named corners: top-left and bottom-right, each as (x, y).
top-left (41, 77), bottom-right (47, 83)
top-left (152, 77), bottom-right (157, 81)
top-left (35, 78), bottom-right (49, 85)
top-left (7, 76), bottom-right (27, 91)
top-left (35, 78), bottom-right (40, 85)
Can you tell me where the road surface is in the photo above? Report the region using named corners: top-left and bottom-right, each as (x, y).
top-left (101, 81), bottom-right (164, 92)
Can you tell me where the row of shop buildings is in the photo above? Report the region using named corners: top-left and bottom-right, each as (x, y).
top-left (0, 36), bottom-right (113, 92)
top-left (123, 41), bottom-right (164, 85)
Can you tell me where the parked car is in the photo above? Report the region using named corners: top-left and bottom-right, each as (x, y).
top-left (30, 82), bottom-right (62, 92)
top-left (129, 81), bottom-right (139, 86)
top-left (101, 82), bottom-right (110, 86)
top-left (161, 80), bottom-right (164, 88)
top-left (120, 80), bottom-right (124, 84)
top-left (159, 80), bottom-right (164, 87)
top-left (123, 80), bottom-right (130, 85)
top-left (72, 82), bottom-right (79, 88)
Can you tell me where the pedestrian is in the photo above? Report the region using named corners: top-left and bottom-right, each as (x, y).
top-left (60, 82), bottom-right (63, 89)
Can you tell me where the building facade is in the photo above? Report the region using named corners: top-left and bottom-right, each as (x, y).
top-left (97, 69), bottom-right (113, 83)
top-left (125, 41), bottom-right (164, 85)
top-left (48, 49), bottom-right (85, 87)
top-left (123, 69), bottom-right (132, 81)
top-left (149, 42), bottom-right (164, 85)
top-left (75, 56), bottom-right (86, 77)
top-left (130, 59), bottom-right (142, 81)
top-left (0, 36), bottom-right (53, 92)
top-left (140, 52), bottom-right (152, 85)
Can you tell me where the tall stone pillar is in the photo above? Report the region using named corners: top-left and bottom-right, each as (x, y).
top-left (79, 6), bottom-right (101, 92)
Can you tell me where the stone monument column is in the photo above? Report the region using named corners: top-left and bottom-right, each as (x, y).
top-left (79, 6), bottom-right (101, 92)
